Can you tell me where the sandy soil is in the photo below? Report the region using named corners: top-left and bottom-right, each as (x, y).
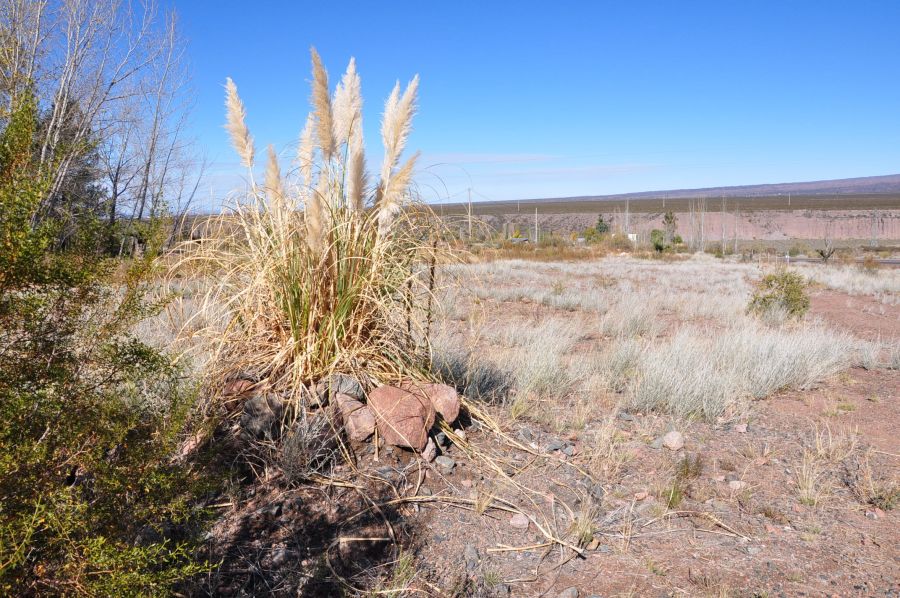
top-left (199, 269), bottom-right (899, 598)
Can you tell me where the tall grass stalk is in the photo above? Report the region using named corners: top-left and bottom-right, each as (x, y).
top-left (176, 50), bottom-right (434, 399)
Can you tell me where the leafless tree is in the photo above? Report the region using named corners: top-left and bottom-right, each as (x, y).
top-left (1, 0), bottom-right (203, 246)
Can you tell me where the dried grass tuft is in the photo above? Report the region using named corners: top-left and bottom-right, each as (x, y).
top-left (175, 49), bottom-right (432, 411)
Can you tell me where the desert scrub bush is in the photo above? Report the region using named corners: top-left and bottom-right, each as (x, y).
top-left (176, 50), bottom-right (437, 402)
top-left (853, 339), bottom-right (882, 370)
top-left (890, 342), bottom-right (900, 370)
top-left (629, 322), bottom-right (856, 419)
top-left (429, 334), bottom-right (512, 404)
top-left (0, 95), bottom-right (209, 594)
top-left (502, 318), bottom-right (592, 417)
top-left (600, 337), bottom-right (642, 392)
top-left (600, 296), bottom-right (658, 338)
top-left (748, 270), bottom-right (810, 319)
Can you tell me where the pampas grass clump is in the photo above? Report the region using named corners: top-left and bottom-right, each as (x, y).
top-left (178, 49), bottom-right (433, 400)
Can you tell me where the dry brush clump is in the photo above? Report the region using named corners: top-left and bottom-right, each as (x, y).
top-left (629, 321), bottom-right (859, 420)
top-left (175, 50), bottom-right (436, 411)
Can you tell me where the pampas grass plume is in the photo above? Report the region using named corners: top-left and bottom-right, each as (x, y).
top-left (224, 77), bottom-right (255, 169)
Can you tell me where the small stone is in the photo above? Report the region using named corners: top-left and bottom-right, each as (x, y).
top-left (460, 478), bottom-right (473, 488)
top-left (650, 437), bottom-right (664, 450)
top-left (865, 510), bottom-right (878, 520)
top-left (435, 431), bottom-right (448, 446)
top-left (326, 373), bottom-right (365, 401)
top-left (334, 393), bottom-right (375, 441)
top-left (713, 475), bottom-right (726, 482)
top-left (662, 431), bottom-right (684, 451)
top-left (728, 480), bottom-right (747, 491)
top-left (454, 429), bottom-right (467, 442)
top-left (747, 545), bottom-right (761, 556)
top-left (734, 423), bottom-right (748, 433)
top-left (223, 377), bottom-right (256, 398)
top-left (634, 491), bottom-right (649, 501)
top-left (597, 544), bottom-right (611, 554)
top-left (422, 437), bottom-right (437, 462)
top-left (271, 547), bottom-right (289, 566)
top-left (562, 444), bottom-right (576, 457)
top-left (558, 588), bottom-right (579, 598)
top-left (617, 411), bottom-right (635, 422)
top-left (435, 455), bottom-right (455, 473)
top-left (519, 427), bottom-right (533, 441)
top-left (240, 394), bottom-right (285, 441)
top-left (587, 536), bottom-right (600, 550)
top-left (587, 483), bottom-right (605, 503)
top-left (509, 513), bottom-right (530, 529)
top-left (546, 439), bottom-right (566, 452)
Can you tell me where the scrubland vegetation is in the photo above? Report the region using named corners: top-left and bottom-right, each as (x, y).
top-left (2, 3), bottom-right (898, 596)
top-left (436, 256), bottom-right (886, 424)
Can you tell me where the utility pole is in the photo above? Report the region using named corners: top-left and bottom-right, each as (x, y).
top-left (721, 195), bottom-right (726, 253)
top-left (733, 200), bottom-right (739, 254)
top-left (625, 199), bottom-right (630, 235)
top-left (534, 207), bottom-right (538, 243)
top-left (467, 187), bottom-right (473, 240)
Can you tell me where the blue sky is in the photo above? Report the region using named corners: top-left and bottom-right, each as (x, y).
top-left (177, 1), bottom-right (900, 210)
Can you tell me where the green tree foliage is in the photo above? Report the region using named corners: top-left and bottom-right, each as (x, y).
top-left (0, 93), bottom-right (209, 596)
top-left (650, 228), bottom-right (666, 252)
top-left (595, 214), bottom-right (610, 234)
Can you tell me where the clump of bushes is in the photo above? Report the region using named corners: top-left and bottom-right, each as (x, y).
top-left (748, 270), bottom-right (810, 319)
top-left (0, 93), bottom-right (209, 594)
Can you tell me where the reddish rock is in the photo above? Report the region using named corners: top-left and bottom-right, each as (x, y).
top-left (223, 378), bottom-right (256, 397)
top-left (509, 513), bottom-right (530, 529)
top-left (368, 385), bottom-right (436, 450)
top-left (334, 392), bottom-right (375, 441)
top-left (400, 381), bottom-right (461, 423)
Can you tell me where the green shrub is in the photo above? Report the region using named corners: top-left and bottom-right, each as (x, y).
top-left (595, 214), bottom-right (610, 234)
top-left (0, 92), bottom-right (210, 595)
top-left (582, 226), bottom-right (605, 244)
top-left (748, 270), bottom-right (810, 319)
top-left (650, 229), bottom-right (666, 252)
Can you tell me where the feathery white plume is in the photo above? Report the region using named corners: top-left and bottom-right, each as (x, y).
top-left (224, 77), bottom-right (255, 169)
top-left (332, 57), bottom-right (363, 149)
top-left (297, 113), bottom-right (315, 189)
top-left (310, 48), bottom-right (335, 160)
top-left (379, 75), bottom-right (418, 185)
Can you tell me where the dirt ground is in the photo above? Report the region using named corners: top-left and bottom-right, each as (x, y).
top-left (198, 262), bottom-right (899, 598)
top-left (395, 285), bottom-right (899, 597)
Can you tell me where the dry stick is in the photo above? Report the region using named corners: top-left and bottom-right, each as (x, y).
top-left (341, 493), bottom-right (586, 557)
top-left (641, 510), bottom-right (752, 541)
top-left (424, 234), bottom-right (438, 340)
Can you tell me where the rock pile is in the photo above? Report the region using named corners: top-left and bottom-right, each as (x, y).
top-left (233, 373), bottom-right (462, 454)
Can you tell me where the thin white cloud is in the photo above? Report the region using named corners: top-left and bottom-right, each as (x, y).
top-left (422, 152), bottom-right (558, 165)
top-left (487, 163), bottom-right (660, 178)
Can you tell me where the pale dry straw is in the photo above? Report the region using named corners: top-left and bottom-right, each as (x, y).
top-left (176, 49), bottom-right (433, 408)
